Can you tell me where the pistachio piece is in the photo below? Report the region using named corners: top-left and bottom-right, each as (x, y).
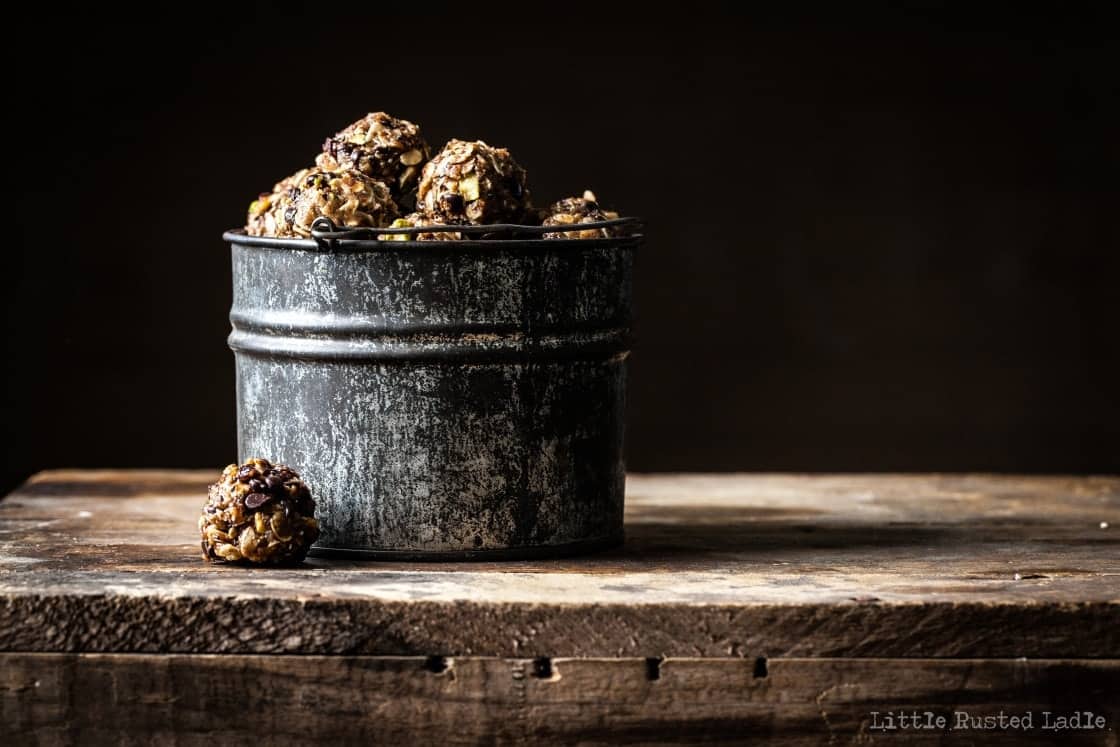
top-left (381, 217), bottom-right (413, 242)
top-left (459, 175), bottom-right (481, 202)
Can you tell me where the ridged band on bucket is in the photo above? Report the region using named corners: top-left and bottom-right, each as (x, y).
top-left (224, 229), bottom-right (638, 560)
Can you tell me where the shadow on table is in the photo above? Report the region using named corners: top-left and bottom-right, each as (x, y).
top-left (308, 506), bottom-right (1024, 572)
top-left (598, 504), bottom-right (969, 568)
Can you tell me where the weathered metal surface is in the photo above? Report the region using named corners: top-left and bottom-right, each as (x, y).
top-left (223, 231), bottom-right (639, 559)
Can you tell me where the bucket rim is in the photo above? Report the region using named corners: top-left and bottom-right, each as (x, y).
top-left (224, 215), bottom-right (643, 253)
top-left (224, 229), bottom-right (643, 252)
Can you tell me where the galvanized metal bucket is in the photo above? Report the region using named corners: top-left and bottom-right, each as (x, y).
top-left (223, 225), bottom-right (638, 559)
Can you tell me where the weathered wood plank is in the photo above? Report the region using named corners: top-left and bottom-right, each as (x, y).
top-left (2, 594), bottom-right (1118, 659)
top-left (1, 472), bottom-right (1117, 657)
top-left (3, 655), bottom-right (1117, 745)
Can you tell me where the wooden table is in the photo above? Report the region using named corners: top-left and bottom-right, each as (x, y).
top-left (2, 471), bottom-right (1118, 744)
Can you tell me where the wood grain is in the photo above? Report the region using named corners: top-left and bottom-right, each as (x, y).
top-left (1, 471), bottom-right (1118, 657)
top-left (3, 654), bottom-right (1117, 745)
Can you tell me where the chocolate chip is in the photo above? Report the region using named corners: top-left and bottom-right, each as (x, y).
top-left (237, 465), bottom-right (257, 481)
top-left (248, 479), bottom-right (266, 493)
top-left (245, 492), bottom-right (273, 509)
top-left (297, 492), bottom-right (315, 513)
top-left (442, 193), bottom-right (465, 214)
top-left (264, 474), bottom-right (283, 490)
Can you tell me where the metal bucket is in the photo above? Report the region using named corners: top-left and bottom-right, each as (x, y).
top-left (223, 228), bottom-right (637, 559)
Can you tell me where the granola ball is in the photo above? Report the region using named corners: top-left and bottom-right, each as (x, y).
top-left (286, 168), bottom-right (399, 236)
top-left (316, 112), bottom-right (430, 197)
top-left (199, 458), bottom-right (320, 565)
top-left (378, 212), bottom-right (465, 241)
top-left (245, 169), bottom-right (309, 237)
top-left (246, 168), bottom-right (399, 238)
top-left (417, 139), bottom-right (530, 224)
top-left (542, 190), bottom-right (622, 239)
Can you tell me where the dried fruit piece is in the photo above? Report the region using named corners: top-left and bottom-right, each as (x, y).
top-left (417, 139), bottom-right (530, 225)
top-left (199, 458), bottom-right (320, 565)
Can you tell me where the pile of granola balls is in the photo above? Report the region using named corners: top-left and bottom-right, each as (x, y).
top-left (245, 112), bottom-right (622, 240)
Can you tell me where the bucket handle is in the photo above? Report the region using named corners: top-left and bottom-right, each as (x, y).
top-left (310, 216), bottom-right (644, 250)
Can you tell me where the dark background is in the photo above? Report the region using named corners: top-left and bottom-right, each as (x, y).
top-left (4, 6), bottom-right (1117, 493)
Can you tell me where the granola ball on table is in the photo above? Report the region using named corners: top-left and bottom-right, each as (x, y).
top-left (199, 458), bottom-right (320, 565)
top-left (317, 112), bottom-right (430, 197)
top-left (378, 212), bottom-right (465, 242)
top-left (417, 139), bottom-right (530, 224)
top-left (542, 190), bottom-right (622, 239)
top-left (246, 168), bottom-right (399, 238)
